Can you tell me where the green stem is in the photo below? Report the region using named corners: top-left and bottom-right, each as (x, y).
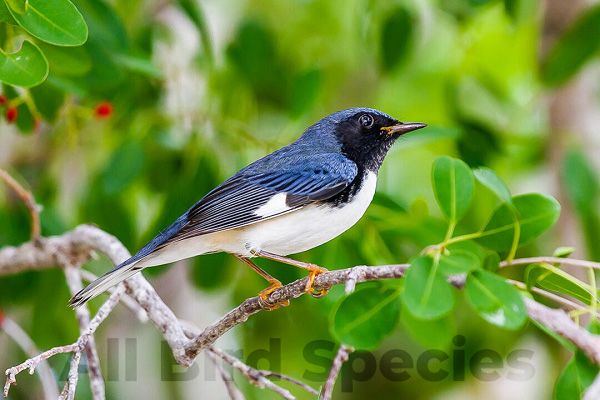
top-left (507, 209), bottom-right (520, 261)
top-left (589, 267), bottom-right (598, 314)
top-left (442, 231), bottom-right (483, 247)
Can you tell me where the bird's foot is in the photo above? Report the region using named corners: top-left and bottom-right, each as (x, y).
top-left (305, 265), bottom-right (329, 298)
top-left (257, 279), bottom-right (290, 311)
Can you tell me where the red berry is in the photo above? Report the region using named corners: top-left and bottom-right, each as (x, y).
top-left (0, 94), bottom-right (6, 106)
top-left (6, 106), bottom-right (17, 123)
top-left (95, 102), bottom-right (113, 119)
top-left (0, 308), bottom-right (4, 327)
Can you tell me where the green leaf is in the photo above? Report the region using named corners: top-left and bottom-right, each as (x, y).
top-left (30, 80), bottom-right (66, 122)
top-left (72, 0), bottom-right (127, 53)
top-left (8, 0), bottom-right (88, 46)
top-left (475, 193), bottom-right (561, 251)
top-left (542, 5), bottom-right (600, 86)
top-left (401, 304), bottom-right (455, 349)
top-left (112, 54), bottom-right (162, 78)
top-left (526, 264), bottom-right (597, 306)
top-left (15, 101), bottom-right (34, 133)
top-left (432, 156), bottom-right (474, 222)
top-left (0, 0), bottom-right (17, 23)
top-left (439, 249), bottom-right (480, 275)
top-left (331, 284), bottom-right (401, 350)
top-left (483, 251), bottom-right (500, 272)
top-left (473, 167), bottom-right (512, 204)
top-left (553, 246), bottom-right (576, 258)
top-left (379, 6), bottom-right (414, 72)
top-left (465, 270), bottom-right (527, 330)
top-left (402, 255), bottom-right (455, 320)
top-left (175, 0), bottom-right (213, 64)
top-left (554, 351), bottom-right (599, 400)
top-left (563, 149), bottom-right (600, 214)
top-left (288, 69), bottom-right (322, 118)
top-left (37, 43), bottom-right (91, 77)
top-left (4, 0), bottom-right (25, 14)
top-left (0, 40), bottom-right (48, 87)
top-left (102, 142), bottom-right (145, 194)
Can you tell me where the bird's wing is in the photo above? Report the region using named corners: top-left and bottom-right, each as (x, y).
top-left (169, 153), bottom-right (358, 242)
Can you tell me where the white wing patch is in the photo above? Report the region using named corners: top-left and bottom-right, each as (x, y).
top-left (254, 192), bottom-right (292, 218)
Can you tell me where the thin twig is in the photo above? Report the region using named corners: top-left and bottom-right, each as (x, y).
top-left (58, 351), bottom-right (81, 400)
top-left (4, 286), bottom-right (125, 398)
top-left (321, 345), bottom-right (354, 400)
top-left (0, 317), bottom-right (59, 399)
top-left (501, 257), bottom-right (600, 270)
top-left (208, 347), bottom-right (295, 400)
top-left (0, 167), bottom-right (41, 240)
top-left (63, 265), bottom-right (105, 400)
top-left (257, 371), bottom-right (318, 397)
top-left (206, 351), bottom-right (246, 400)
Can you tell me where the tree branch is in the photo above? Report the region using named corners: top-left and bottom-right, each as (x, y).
top-left (0, 167), bottom-right (41, 240)
top-left (3, 225), bottom-right (600, 399)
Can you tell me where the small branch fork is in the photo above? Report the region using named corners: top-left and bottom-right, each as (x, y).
top-left (2, 225), bottom-right (600, 397)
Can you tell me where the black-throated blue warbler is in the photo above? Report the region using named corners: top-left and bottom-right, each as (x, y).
top-left (69, 108), bottom-right (426, 309)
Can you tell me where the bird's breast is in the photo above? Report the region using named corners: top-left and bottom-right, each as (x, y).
top-left (234, 171), bottom-right (378, 256)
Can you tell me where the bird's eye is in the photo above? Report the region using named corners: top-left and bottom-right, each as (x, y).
top-left (359, 114), bottom-right (374, 129)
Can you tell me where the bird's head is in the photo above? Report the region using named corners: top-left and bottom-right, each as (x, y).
top-left (327, 108), bottom-right (427, 172)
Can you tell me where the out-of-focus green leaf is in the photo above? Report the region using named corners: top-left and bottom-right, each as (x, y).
top-left (72, 0), bottom-right (126, 52)
top-left (563, 150), bottom-right (600, 214)
top-left (0, 40), bottom-right (48, 87)
top-left (439, 249), bottom-right (480, 275)
top-left (554, 351), bottom-right (599, 400)
top-left (402, 255), bottom-right (455, 320)
top-left (331, 284), bottom-right (401, 350)
top-left (102, 141), bottom-right (145, 194)
top-left (113, 54), bottom-right (162, 78)
top-left (15, 101), bottom-right (34, 133)
top-left (562, 150), bottom-right (600, 261)
top-left (456, 121), bottom-right (500, 168)
top-left (191, 252), bottom-right (233, 290)
top-left (175, 0), bottom-right (213, 64)
top-left (526, 264), bottom-right (597, 306)
top-left (401, 304), bottom-right (455, 349)
top-left (30, 80), bottom-right (66, 122)
top-left (542, 5), bottom-right (600, 86)
top-left (227, 20), bottom-right (288, 103)
top-left (289, 69), bottom-right (321, 118)
top-left (475, 193), bottom-right (561, 251)
top-left (432, 156), bottom-right (474, 222)
top-left (37, 43), bottom-right (91, 77)
top-left (473, 167), bottom-right (512, 204)
top-left (379, 6), bottom-right (414, 72)
top-left (465, 270), bottom-right (527, 330)
top-left (8, 0), bottom-right (88, 46)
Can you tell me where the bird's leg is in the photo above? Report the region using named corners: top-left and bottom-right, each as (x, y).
top-left (233, 254), bottom-right (289, 310)
top-left (252, 250), bottom-right (329, 298)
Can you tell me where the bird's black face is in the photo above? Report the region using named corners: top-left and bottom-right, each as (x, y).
top-left (335, 110), bottom-right (426, 172)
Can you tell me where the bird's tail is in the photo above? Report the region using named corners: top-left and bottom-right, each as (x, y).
top-left (68, 261), bottom-right (142, 308)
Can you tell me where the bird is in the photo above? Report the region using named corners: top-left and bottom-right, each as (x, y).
top-left (69, 108), bottom-right (426, 309)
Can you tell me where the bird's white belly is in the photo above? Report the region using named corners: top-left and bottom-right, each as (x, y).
top-left (142, 172), bottom-right (377, 265)
top-left (230, 171), bottom-right (377, 256)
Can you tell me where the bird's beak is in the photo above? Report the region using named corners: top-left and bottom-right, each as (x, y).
top-left (381, 122), bottom-right (427, 135)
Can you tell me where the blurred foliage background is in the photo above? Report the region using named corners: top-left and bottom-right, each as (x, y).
top-left (1, 0), bottom-right (600, 399)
